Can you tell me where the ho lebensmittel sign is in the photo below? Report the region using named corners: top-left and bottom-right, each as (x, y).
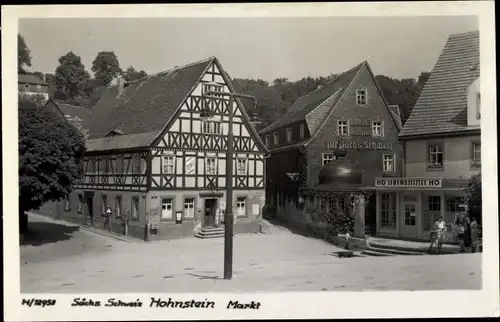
top-left (375, 178), bottom-right (443, 188)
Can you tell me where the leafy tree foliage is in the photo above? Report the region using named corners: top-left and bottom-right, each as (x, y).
top-left (466, 172), bottom-right (482, 224)
top-left (123, 66), bottom-right (148, 82)
top-left (55, 51), bottom-right (91, 103)
top-left (31, 71), bottom-right (45, 81)
top-left (18, 34), bottom-right (32, 74)
top-left (91, 51), bottom-right (123, 86)
top-left (18, 99), bottom-right (86, 233)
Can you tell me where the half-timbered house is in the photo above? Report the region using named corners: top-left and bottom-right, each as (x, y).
top-left (40, 57), bottom-right (268, 240)
top-left (259, 61), bottom-right (403, 235)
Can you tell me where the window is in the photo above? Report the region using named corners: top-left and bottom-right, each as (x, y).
top-left (471, 142), bottom-right (481, 167)
top-left (203, 83), bottom-right (224, 97)
top-left (356, 89), bottom-right (367, 105)
top-left (77, 194), bottom-right (84, 213)
top-left (236, 158), bottom-right (248, 176)
top-left (102, 194), bottom-right (107, 214)
top-left (319, 198), bottom-right (326, 212)
top-left (476, 93), bottom-right (481, 120)
top-left (185, 156), bottom-right (196, 175)
top-left (286, 128), bottom-right (292, 142)
top-left (328, 198), bottom-right (336, 212)
top-left (299, 124), bottom-right (305, 139)
top-left (381, 193), bottom-right (396, 228)
top-left (88, 159), bottom-right (96, 173)
top-left (428, 143), bottom-right (444, 169)
top-left (427, 195), bottom-right (441, 211)
top-left (322, 153), bottom-right (335, 166)
top-left (202, 121), bottom-right (221, 135)
top-left (161, 198), bottom-right (173, 220)
top-left (163, 155), bottom-right (175, 174)
top-left (132, 155), bottom-right (141, 173)
top-left (265, 135), bottom-right (271, 147)
top-left (205, 158), bottom-right (217, 175)
top-left (273, 132), bottom-right (279, 145)
top-left (116, 156), bottom-right (124, 174)
top-left (115, 195), bottom-right (122, 218)
top-left (184, 198), bottom-right (195, 218)
top-left (404, 203), bottom-right (416, 226)
top-left (372, 121), bottom-right (384, 137)
top-left (446, 196), bottom-right (465, 212)
top-left (236, 197), bottom-right (246, 217)
top-left (131, 197), bottom-right (139, 221)
top-left (383, 154), bottom-right (396, 172)
top-left (337, 120), bottom-right (349, 136)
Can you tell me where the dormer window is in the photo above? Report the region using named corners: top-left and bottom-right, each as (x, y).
top-left (265, 135), bottom-right (271, 147)
top-left (203, 83), bottom-right (224, 97)
top-left (273, 132), bottom-right (279, 145)
top-left (286, 128), bottom-right (292, 142)
top-left (476, 93), bottom-right (481, 120)
top-left (356, 89), bottom-right (367, 105)
top-left (299, 124), bottom-right (305, 139)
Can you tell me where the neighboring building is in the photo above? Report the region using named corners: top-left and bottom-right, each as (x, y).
top-left (259, 61), bottom-right (403, 233)
top-left (50, 101), bottom-right (92, 138)
top-left (40, 57), bottom-right (267, 240)
top-left (18, 74), bottom-right (50, 103)
top-left (372, 31), bottom-right (480, 241)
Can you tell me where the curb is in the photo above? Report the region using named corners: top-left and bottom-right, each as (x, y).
top-left (78, 226), bottom-right (134, 243)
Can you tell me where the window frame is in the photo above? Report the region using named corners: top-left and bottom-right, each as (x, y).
top-left (382, 154), bottom-right (396, 172)
top-left (273, 132), bottom-right (279, 145)
top-left (380, 192), bottom-right (397, 229)
top-left (116, 155), bottom-right (124, 174)
top-left (299, 124), bottom-right (305, 139)
top-left (286, 127), bottom-right (292, 142)
top-left (236, 158), bottom-right (248, 176)
top-left (322, 153), bottom-right (335, 166)
top-left (160, 197), bottom-right (174, 221)
top-left (337, 120), bottom-right (349, 136)
top-left (131, 196), bottom-right (140, 221)
top-left (115, 195), bottom-right (123, 218)
top-left (372, 120), bottom-right (384, 137)
top-left (356, 88), bottom-right (367, 105)
top-left (203, 82), bottom-right (224, 98)
top-left (426, 195), bottom-right (441, 212)
top-left (163, 154), bottom-right (176, 174)
top-left (471, 141), bottom-right (481, 168)
top-left (265, 135), bottom-right (271, 147)
top-left (427, 142), bottom-right (444, 170)
top-left (403, 203), bottom-right (417, 227)
top-left (205, 157), bottom-right (218, 176)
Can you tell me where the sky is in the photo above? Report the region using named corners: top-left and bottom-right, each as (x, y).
top-left (19, 16), bottom-right (478, 82)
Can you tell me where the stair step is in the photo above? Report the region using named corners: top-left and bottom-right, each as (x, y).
top-left (361, 249), bottom-right (393, 257)
top-left (195, 233), bottom-right (224, 239)
top-left (368, 242), bottom-right (428, 254)
top-left (366, 246), bottom-right (424, 256)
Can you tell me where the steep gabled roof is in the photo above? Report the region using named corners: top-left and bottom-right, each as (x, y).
top-left (18, 74), bottom-right (49, 85)
top-left (399, 30), bottom-right (480, 138)
top-left (56, 101), bottom-right (92, 123)
top-left (259, 63), bottom-right (363, 135)
top-left (85, 57), bottom-right (214, 139)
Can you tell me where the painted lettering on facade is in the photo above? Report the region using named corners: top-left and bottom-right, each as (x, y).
top-left (375, 178), bottom-right (443, 188)
top-left (327, 141), bottom-right (393, 151)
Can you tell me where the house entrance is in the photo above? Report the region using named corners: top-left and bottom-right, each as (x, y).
top-left (204, 198), bottom-right (218, 227)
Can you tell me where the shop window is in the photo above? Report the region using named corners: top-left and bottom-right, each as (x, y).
top-left (131, 196), bottom-right (139, 221)
top-left (404, 203), bottom-right (416, 226)
top-left (426, 195), bottom-right (441, 211)
top-left (380, 193), bottom-right (396, 228)
top-left (446, 196), bottom-right (465, 212)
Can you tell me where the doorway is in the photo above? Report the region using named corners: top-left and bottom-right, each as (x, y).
top-left (83, 192), bottom-right (94, 225)
top-left (204, 198), bottom-right (218, 227)
top-left (402, 201), bottom-right (418, 238)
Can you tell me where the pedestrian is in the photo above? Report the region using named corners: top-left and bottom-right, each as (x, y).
top-left (463, 213), bottom-right (471, 251)
top-left (436, 216), bottom-right (447, 252)
top-left (428, 218), bottom-right (440, 254)
top-left (104, 207), bottom-right (112, 231)
top-left (457, 222), bottom-right (466, 253)
top-left (452, 214), bottom-right (459, 244)
top-left (470, 217), bottom-right (479, 253)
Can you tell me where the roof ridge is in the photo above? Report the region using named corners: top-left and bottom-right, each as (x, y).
top-left (126, 56), bottom-right (216, 85)
top-left (449, 30), bottom-right (479, 38)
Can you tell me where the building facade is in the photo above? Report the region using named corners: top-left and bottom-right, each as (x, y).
top-left (372, 31), bottom-right (481, 241)
top-left (40, 57), bottom-right (268, 240)
top-left (259, 61), bottom-right (403, 234)
top-left (18, 74), bottom-right (50, 103)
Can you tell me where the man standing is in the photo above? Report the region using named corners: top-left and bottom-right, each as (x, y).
top-left (104, 206), bottom-right (112, 232)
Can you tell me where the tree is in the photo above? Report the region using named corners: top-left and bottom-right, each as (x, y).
top-left (91, 51), bottom-right (122, 86)
top-left (466, 172), bottom-right (482, 224)
top-left (55, 51), bottom-right (90, 102)
top-left (18, 99), bottom-right (86, 234)
top-left (18, 34), bottom-right (32, 74)
top-left (123, 66), bottom-right (148, 82)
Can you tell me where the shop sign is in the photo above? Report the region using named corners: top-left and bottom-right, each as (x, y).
top-left (327, 140), bottom-right (393, 151)
top-left (375, 177), bottom-right (443, 188)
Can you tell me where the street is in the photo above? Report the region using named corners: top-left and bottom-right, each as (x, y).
top-left (20, 214), bottom-right (482, 293)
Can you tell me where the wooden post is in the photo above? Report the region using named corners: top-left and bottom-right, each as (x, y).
top-left (224, 95), bottom-right (234, 280)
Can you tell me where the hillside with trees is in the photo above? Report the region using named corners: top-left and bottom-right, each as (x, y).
top-left (18, 33), bottom-right (429, 125)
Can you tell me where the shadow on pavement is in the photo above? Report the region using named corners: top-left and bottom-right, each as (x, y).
top-left (21, 221), bottom-right (80, 247)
